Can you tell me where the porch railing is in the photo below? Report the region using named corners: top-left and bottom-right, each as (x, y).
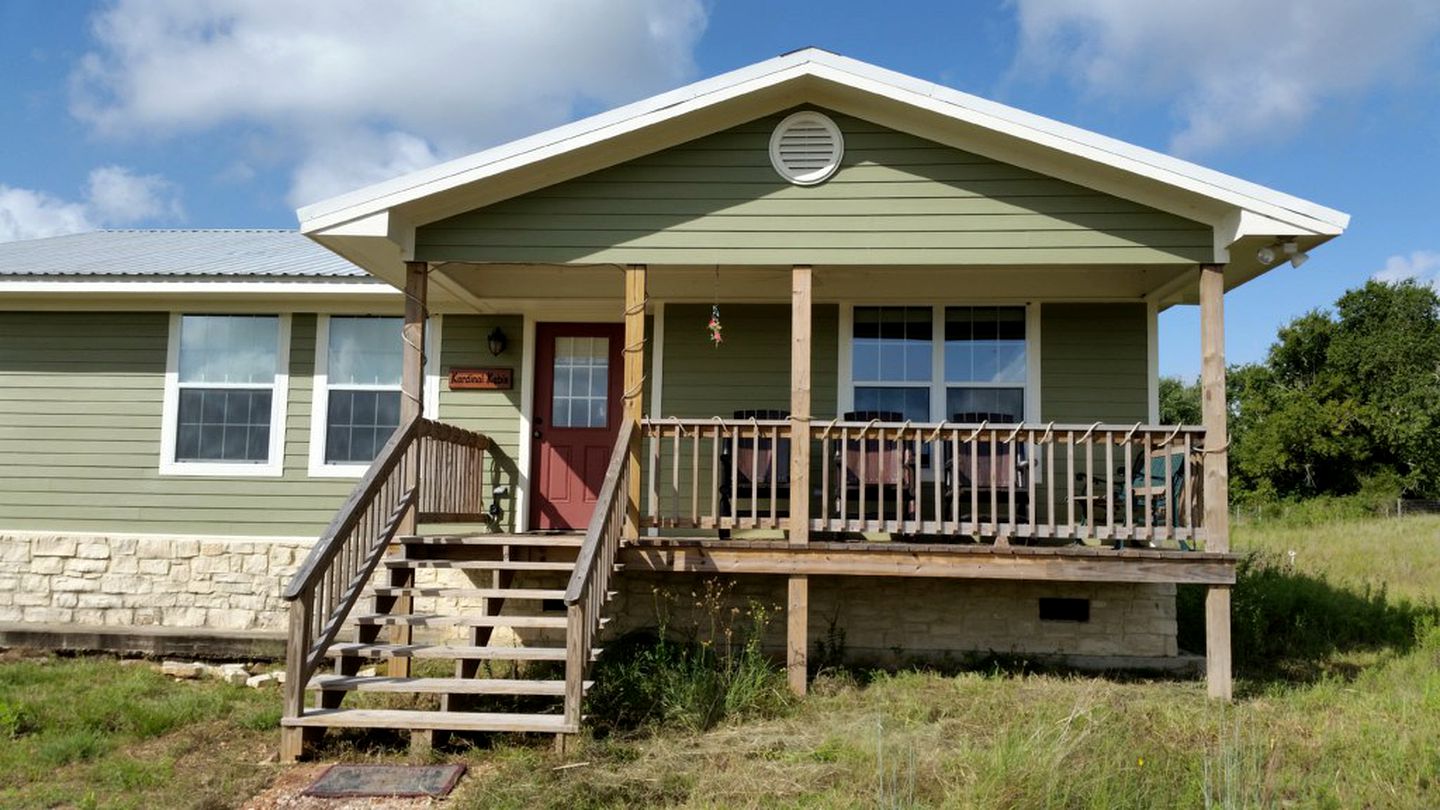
top-left (562, 418), bottom-right (634, 733)
top-left (640, 418), bottom-right (1209, 548)
top-left (280, 416), bottom-right (492, 725)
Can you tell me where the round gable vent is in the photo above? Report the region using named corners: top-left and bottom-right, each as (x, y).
top-left (769, 111), bottom-right (844, 186)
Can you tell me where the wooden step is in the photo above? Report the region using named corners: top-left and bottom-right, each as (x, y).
top-left (370, 586), bottom-right (569, 601)
top-left (308, 675), bottom-right (590, 696)
top-left (383, 559), bottom-right (576, 572)
top-left (399, 533), bottom-right (584, 548)
top-left (327, 642), bottom-right (597, 662)
top-left (282, 707), bottom-right (572, 734)
top-left (352, 612), bottom-right (571, 629)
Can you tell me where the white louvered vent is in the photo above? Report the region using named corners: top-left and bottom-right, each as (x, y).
top-left (769, 111), bottom-right (844, 185)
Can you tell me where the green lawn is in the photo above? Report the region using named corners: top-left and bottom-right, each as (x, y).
top-left (1, 514), bottom-right (1437, 808)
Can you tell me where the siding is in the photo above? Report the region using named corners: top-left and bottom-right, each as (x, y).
top-left (659, 304), bottom-right (838, 419)
top-left (0, 312), bottom-right (354, 536)
top-left (1039, 303), bottom-right (1148, 423)
top-left (436, 314), bottom-right (525, 530)
top-left (416, 111), bottom-right (1213, 266)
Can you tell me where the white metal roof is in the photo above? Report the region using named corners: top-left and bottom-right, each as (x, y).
top-left (298, 47), bottom-right (1350, 244)
top-left (0, 229), bottom-right (372, 279)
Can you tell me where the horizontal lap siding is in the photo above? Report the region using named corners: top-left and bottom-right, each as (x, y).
top-left (0, 312), bottom-right (354, 536)
top-left (435, 315), bottom-right (525, 530)
top-left (416, 112), bottom-right (1212, 266)
top-left (1040, 303), bottom-right (1148, 423)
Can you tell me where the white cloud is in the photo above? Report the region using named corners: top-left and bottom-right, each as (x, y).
top-left (1375, 250), bottom-right (1440, 288)
top-left (0, 166), bottom-right (183, 243)
top-left (86, 165), bottom-right (183, 224)
top-left (71, 0), bottom-right (708, 207)
top-left (1009, 0), bottom-right (1440, 155)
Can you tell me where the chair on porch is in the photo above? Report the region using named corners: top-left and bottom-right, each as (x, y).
top-left (1074, 446), bottom-right (1196, 549)
top-left (832, 410), bottom-right (916, 526)
top-left (943, 412), bottom-right (1030, 529)
top-left (718, 409), bottom-right (791, 532)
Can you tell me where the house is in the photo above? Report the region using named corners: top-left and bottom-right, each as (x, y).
top-left (0, 49), bottom-right (1348, 759)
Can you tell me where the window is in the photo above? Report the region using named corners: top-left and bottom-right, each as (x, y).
top-left (309, 315), bottom-right (440, 476)
top-left (849, 305), bottom-right (1029, 424)
top-left (161, 314), bottom-right (289, 476)
top-left (323, 316), bottom-right (403, 465)
top-left (551, 336), bottom-right (609, 428)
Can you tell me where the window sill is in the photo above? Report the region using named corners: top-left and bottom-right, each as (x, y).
top-left (159, 460), bottom-right (285, 478)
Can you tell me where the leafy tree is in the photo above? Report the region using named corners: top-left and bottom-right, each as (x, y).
top-left (1158, 376), bottom-right (1201, 425)
top-left (1226, 280), bottom-right (1440, 500)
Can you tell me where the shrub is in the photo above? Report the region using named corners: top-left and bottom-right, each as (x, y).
top-left (587, 580), bottom-right (791, 733)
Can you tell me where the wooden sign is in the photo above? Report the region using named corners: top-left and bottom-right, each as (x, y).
top-left (448, 367), bottom-right (513, 390)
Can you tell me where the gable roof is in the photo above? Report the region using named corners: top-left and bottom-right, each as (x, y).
top-left (298, 47), bottom-right (1348, 286)
top-left (0, 229), bottom-right (370, 279)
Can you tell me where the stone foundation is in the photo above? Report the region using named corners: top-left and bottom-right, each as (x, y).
top-left (0, 533), bottom-right (310, 632)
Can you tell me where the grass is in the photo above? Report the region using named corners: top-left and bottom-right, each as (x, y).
top-left (0, 655), bottom-right (281, 809)
top-left (1, 514), bottom-right (1436, 807)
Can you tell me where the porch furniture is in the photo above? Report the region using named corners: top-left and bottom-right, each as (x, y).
top-left (1075, 446), bottom-right (1196, 549)
top-left (832, 410), bottom-right (915, 526)
top-left (719, 409), bottom-right (792, 530)
top-left (942, 412), bottom-right (1030, 529)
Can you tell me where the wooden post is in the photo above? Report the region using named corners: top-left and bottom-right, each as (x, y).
top-left (787, 574), bottom-right (808, 695)
top-left (390, 261), bottom-right (428, 678)
top-left (623, 264), bottom-right (647, 538)
top-left (1199, 262), bottom-right (1232, 700)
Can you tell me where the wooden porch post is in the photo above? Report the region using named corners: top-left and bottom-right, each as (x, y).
top-left (623, 264), bottom-right (647, 538)
top-left (1199, 262), bottom-right (1232, 700)
top-left (787, 265), bottom-right (812, 695)
top-left (390, 261), bottom-right (428, 679)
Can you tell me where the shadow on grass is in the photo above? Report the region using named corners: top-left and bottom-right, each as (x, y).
top-left (1177, 552), bottom-right (1439, 686)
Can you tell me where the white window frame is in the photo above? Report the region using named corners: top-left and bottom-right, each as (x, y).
top-left (308, 313), bottom-right (441, 478)
top-left (159, 312), bottom-right (292, 477)
top-left (839, 303), bottom-right (1040, 424)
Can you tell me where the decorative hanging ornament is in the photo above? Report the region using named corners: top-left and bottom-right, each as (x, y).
top-left (708, 304), bottom-right (724, 347)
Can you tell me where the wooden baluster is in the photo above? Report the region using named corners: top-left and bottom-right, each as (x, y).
top-left (1142, 432), bottom-right (1153, 543)
top-left (671, 425), bottom-right (681, 528)
top-left (969, 430), bottom-right (978, 537)
top-left (709, 425), bottom-right (720, 528)
top-left (749, 423), bottom-right (759, 530)
top-left (989, 431), bottom-right (998, 537)
top-left (648, 425), bottom-right (661, 528)
top-left (730, 427), bottom-right (739, 530)
top-left (1183, 432), bottom-right (1194, 539)
top-left (857, 427), bottom-right (867, 532)
top-left (690, 426), bottom-right (700, 528)
top-left (1164, 435), bottom-right (1175, 546)
top-left (1065, 431), bottom-right (1075, 541)
top-left (1124, 435), bottom-right (1134, 543)
top-left (770, 423), bottom-right (779, 529)
top-left (931, 431), bottom-right (942, 534)
top-left (1046, 432), bottom-right (1055, 540)
top-left (1084, 432), bottom-right (1094, 545)
top-left (821, 429), bottom-right (831, 532)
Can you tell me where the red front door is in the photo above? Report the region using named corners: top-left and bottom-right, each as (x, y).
top-left (531, 322), bottom-right (625, 530)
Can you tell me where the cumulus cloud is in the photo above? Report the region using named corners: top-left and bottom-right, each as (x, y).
top-left (1009, 0), bottom-right (1440, 155)
top-left (0, 166), bottom-right (183, 243)
top-left (1375, 250), bottom-right (1440, 288)
top-left (71, 0), bottom-right (708, 207)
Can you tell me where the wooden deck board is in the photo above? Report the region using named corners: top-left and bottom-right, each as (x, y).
top-left (282, 707), bottom-right (572, 733)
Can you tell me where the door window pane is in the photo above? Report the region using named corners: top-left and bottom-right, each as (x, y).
top-left (944, 307), bottom-right (1026, 384)
top-left (552, 336), bottom-right (609, 428)
top-left (178, 315), bottom-right (279, 384)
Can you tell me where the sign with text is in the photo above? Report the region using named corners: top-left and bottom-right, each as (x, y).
top-left (448, 367), bottom-right (513, 390)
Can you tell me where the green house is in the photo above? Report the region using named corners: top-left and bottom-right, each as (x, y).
top-left (0, 50), bottom-right (1347, 757)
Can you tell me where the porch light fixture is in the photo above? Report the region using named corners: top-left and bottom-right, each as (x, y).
top-left (1256, 241), bottom-right (1309, 269)
top-left (487, 326), bottom-right (508, 357)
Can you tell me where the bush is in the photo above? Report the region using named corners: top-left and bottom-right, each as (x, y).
top-left (587, 580), bottom-right (791, 734)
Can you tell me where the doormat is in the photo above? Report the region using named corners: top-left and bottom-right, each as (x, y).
top-left (302, 764), bottom-right (467, 798)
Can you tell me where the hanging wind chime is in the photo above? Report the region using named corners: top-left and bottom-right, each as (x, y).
top-left (707, 265), bottom-right (724, 347)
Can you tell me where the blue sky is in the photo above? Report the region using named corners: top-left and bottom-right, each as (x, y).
top-left (3, 1), bottom-right (1438, 378)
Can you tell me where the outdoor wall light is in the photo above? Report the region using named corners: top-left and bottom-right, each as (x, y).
top-left (1256, 241), bottom-right (1309, 269)
top-left (487, 326), bottom-right (508, 356)
top-left (1256, 246), bottom-right (1277, 264)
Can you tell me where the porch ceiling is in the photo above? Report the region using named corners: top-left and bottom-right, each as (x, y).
top-left (429, 262), bottom-right (1201, 312)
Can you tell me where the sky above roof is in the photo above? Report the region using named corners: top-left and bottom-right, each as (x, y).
top-left (2, 0), bottom-right (1437, 377)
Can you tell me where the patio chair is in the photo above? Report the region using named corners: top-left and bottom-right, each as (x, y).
top-left (718, 409), bottom-right (791, 531)
top-left (1074, 447), bottom-right (1194, 549)
top-left (832, 410), bottom-right (915, 526)
top-left (943, 412), bottom-right (1030, 528)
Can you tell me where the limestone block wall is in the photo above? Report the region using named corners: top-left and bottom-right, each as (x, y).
top-left (600, 574), bottom-right (1179, 663)
top-left (0, 533), bottom-right (310, 632)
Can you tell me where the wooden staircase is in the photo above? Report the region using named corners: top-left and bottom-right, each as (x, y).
top-left (282, 532), bottom-right (604, 742)
top-left (279, 417), bottom-right (634, 761)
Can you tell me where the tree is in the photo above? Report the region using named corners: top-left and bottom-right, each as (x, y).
top-left (1159, 376), bottom-right (1201, 425)
top-left (1226, 280), bottom-right (1440, 500)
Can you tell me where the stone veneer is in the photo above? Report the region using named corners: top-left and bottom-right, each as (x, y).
top-left (0, 533), bottom-right (310, 632)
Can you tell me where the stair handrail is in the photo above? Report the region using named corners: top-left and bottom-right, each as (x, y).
top-left (279, 415), bottom-right (491, 741)
top-left (561, 418), bottom-right (635, 732)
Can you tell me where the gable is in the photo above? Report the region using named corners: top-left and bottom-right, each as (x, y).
top-left (415, 110), bottom-right (1214, 266)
